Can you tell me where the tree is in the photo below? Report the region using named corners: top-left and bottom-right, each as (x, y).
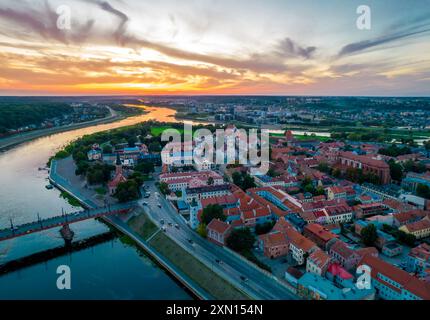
top-left (315, 186), bottom-right (325, 196)
top-left (135, 161), bottom-right (155, 174)
top-left (129, 172), bottom-right (144, 187)
top-left (242, 174), bottom-right (256, 190)
top-left (114, 180), bottom-right (140, 203)
top-left (197, 223), bottom-right (207, 238)
top-left (232, 171), bottom-right (243, 186)
top-left (226, 228), bottom-right (256, 252)
top-left (317, 162), bottom-right (332, 174)
top-left (267, 167), bottom-right (278, 177)
top-left (416, 184), bottom-right (430, 199)
top-left (201, 204), bottom-right (226, 225)
top-left (149, 141), bottom-right (161, 152)
top-left (333, 168), bottom-right (342, 178)
top-left (102, 145), bottom-right (113, 154)
top-left (361, 224), bottom-right (378, 247)
top-left (255, 221), bottom-right (275, 235)
top-left (159, 182), bottom-right (170, 195)
top-left (232, 171), bottom-right (256, 191)
top-left (389, 160), bottom-right (403, 182)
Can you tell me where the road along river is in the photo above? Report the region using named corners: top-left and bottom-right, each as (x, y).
top-left (0, 106), bottom-right (193, 300)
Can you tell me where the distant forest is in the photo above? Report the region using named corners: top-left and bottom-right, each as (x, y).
top-left (0, 98), bottom-right (72, 133)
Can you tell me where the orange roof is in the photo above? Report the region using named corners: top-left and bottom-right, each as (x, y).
top-left (360, 254), bottom-right (430, 300)
top-left (328, 186), bottom-right (347, 194)
top-left (207, 219), bottom-right (231, 235)
top-left (403, 219), bottom-right (430, 233)
top-left (108, 173), bottom-right (127, 188)
top-left (259, 232), bottom-right (288, 248)
top-left (330, 240), bottom-right (356, 260)
top-left (272, 217), bottom-right (294, 233)
top-left (394, 210), bottom-right (428, 224)
top-left (304, 223), bottom-right (338, 242)
top-left (285, 228), bottom-right (316, 252)
top-left (308, 250), bottom-right (331, 268)
top-left (340, 151), bottom-right (390, 169)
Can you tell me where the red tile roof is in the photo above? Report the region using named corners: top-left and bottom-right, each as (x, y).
top-left (304, 223), bottom-right (338, 243)
top-left (327, 263), bottom-right (353, 280)
top-left (308, 250), bottom-right (331, 269)
top-left (207, 219), bottom-right (231, 235)
top-left (360, 254), bottom-right (430, 300)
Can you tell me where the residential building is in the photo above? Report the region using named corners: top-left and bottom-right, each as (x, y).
top-left (259, 231), bottom-right (289, 259)
top-left (206, 219), bottom-right (232, 246)
top-left (306, 249), bottom-right (331, 276)
top-left (406, 243), bottom-right (430, 274)
top-left (392, 210), bottom-right (428, 227)
top-left (359, 255), bottom-right (430, 300)
top-left (329, 240), bottom-right (362, 271)
top-left (159, 171), bottom-right (224, 192)
top-left (338, 151), bottom-right (391, 184)
top-left (402, 172), bottom-right (430, 191)
top-left (399, 217), bottom-right (430, 239)
top-left (326, 186), bottom-right (347, 200)
top-left (297, 273), bottom-right (375, 300)
top-left (303, 223), bottom-right (339, 250)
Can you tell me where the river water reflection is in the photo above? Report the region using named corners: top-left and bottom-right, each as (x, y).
top-left (0, 105), bottom-right (192, 299)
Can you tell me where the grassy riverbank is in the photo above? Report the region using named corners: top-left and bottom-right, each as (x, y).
top-left (128, 212), bottom-right (249, 300)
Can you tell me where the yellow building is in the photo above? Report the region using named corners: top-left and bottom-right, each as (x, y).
top-left (399, 217), bottom-right (430, 239)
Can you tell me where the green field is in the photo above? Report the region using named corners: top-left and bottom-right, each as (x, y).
top-left (128, 212), bottom-right (159, 241)
top-left (128, 211), bottom-right (249, 300)
top-left (149, 232), bottom-right (249, 300)
top-left (151, 126), bottom-right (190, 137)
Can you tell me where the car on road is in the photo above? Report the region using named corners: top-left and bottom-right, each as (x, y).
top-left (158, 203), bottom-right (162, 208)
top-left (168, 222), bottom-right (173, 227)
top-left (143, 201), bottom-right (148, 206)
top-left (160, 219), bottom-right (165, 225)
top-left (175, 224), bottom-right (180, 229)
top-left (215, 259), bottom-right (223, 264)
top-left (240, 275), bottom-right (248, 282)
top-left (162, 226), bottom-right (167, 232)
top-left (187, 238), bottom-right (194, 244)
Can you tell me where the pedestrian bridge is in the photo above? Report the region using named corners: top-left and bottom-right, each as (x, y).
top-left (0, 202), bottom-right (136, 242)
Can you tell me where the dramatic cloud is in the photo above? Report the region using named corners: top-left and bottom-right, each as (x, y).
top-left (0, 0), bottom-right (429, 95)
top-left (276, 37), bottom-right (317, 59)
top-left (338, 15), bottom-right (430, 57)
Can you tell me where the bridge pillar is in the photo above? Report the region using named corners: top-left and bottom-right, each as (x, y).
top-left (60, 224), bottom-right (74, 246)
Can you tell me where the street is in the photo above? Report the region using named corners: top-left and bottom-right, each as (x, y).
top-left (140, 178), bottom-right (297, 300)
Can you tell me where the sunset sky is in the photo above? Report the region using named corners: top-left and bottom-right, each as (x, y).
top-left (0, 0), bottom-right (430, 96)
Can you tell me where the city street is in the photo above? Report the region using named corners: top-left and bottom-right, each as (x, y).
top-left (140, 179), bottom-right (297, 300)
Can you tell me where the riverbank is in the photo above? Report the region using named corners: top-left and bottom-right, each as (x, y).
top-left (127, 213), bottom-right (249, 300)
top-left (49, 157), bottom-right (214, 299)
top-left (0, 107), bottom-right (122, 152)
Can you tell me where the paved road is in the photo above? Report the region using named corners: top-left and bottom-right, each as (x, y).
top-left (140, 177), bottom-right (297, 300)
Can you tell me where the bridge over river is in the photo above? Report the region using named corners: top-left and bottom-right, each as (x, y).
top-left (0, 202), bottom-right (136, 243)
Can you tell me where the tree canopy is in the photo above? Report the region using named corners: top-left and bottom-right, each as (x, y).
top-left (201, 204), bottom-right (226, 225)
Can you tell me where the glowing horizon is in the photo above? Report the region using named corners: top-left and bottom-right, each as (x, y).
top-left (0, 0), bottom-right (430, 96)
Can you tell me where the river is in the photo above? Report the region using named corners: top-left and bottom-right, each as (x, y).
top-left (0, 106), bottom-right (192, 300)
